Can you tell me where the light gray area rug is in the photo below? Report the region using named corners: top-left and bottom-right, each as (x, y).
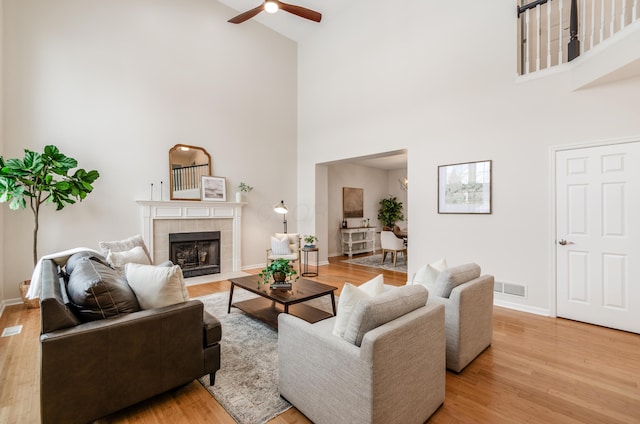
top-left (343, 253), bottom-right (408, 273)
top-left (197, 290), bottom-right (288, 424)
top-left (196, 289), bottom-right (333, 424)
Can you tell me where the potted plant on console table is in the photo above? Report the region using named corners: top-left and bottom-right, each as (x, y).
top-left (258, 258), bottom-right (299, 290)
top-left (377, 195), bottom-right (405, 230)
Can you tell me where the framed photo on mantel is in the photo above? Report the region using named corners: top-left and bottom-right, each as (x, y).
top-left (201, 176), bottom-right (227, 202)
top-left (438, 160), bottom-right (492, 214)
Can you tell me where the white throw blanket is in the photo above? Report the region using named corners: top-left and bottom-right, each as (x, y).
top-left (26, 247), bottom-right (102, 299)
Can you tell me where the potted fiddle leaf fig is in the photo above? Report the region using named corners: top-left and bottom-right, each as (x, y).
top-left (377, 195), bottom-right (405, 230)
top-left (0, 145), bottom-right (100, 267)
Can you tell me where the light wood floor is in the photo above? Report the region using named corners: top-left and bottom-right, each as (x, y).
top-left (2, 257), bottom-right (639, 423)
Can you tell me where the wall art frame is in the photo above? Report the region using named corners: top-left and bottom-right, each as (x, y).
top-left (438, 160), bottom-right (492, 214)
top-left (201, 176), bottom-right (227, 202)
top-left (342, 187), bottom-right (364, 218)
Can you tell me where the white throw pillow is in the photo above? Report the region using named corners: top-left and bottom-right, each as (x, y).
top-left (107, 245), bottom-right (151, 269)
top-left (270, 235), bottom-right (291, 255)
top-left (411, 258), bottom-right (447, 289)
top-left (125, 263), bottom-right (189, 309)
top-left (99, 234), bottom-right (152, 263)
top-left (332, 274), bottom-right (384, 338)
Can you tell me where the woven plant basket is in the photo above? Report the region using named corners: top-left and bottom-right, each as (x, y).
top-left (19, 280), bottom-right (40, 309)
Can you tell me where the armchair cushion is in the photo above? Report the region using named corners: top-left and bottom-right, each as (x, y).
top-left (433, 263), bottom-right (481, 298)
top-left (332, 274), bottom-right (384, 338)
top-left (343, 284), bottom-right (429, 346)
top-left (270, 234), bottom-right (291, 255)
top-left (125, 263), bottom-right (189, 309)
top-left (66, 258), bottom-right (141, 321)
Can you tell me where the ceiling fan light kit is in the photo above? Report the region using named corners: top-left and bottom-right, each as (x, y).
top-left (228, 0), bottom-right (322, 24)
top-left (264, 0), bottom-right (279, 13)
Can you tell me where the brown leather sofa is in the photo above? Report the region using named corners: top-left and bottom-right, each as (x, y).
top-left (38, 253), bottom-right (221, 424)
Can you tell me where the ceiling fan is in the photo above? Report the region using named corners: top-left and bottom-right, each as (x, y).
top-left (228, 0), bottom-right (322, 24)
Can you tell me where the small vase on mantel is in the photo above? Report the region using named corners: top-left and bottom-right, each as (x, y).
top-left (235, 192), bottom-right (242, 202)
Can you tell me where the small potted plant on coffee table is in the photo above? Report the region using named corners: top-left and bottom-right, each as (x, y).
top-left (303, 235), bottom-right (318, 248)
top-left (259, 258), bottom-right (298, 290)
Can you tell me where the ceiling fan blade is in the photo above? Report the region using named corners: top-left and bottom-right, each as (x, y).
top-left (228, 5), bottom-right (264, 24)
top-left (278, 1), bottom-right (322, 22)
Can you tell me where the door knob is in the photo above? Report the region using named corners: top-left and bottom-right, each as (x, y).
top-left (558, 239), bottom-right (567, 245)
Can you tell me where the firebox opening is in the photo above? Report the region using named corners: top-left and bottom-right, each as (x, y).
top-left (169, 231), bottom-right (220, 278)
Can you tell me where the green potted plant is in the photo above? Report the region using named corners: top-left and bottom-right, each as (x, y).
top-left (377, 195), bottom-right (405, 230)
top-left (258, 258), bottom-right (299, 287)
top-left (236, 181), bottom-right (253, 202)
top-left (0, 145), bottom-right (100, 305)
top-left (303, 235), bottom-right (318, 248)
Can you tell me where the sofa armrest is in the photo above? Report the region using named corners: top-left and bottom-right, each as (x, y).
top-left (449, 274), bottom-right (494, 337)
top-left (278, 303), bottom-right (445, 424)
top-left (278, 314), bottom-right (362, 365)
top-left (442, 275), bottom-right (494, 372)
top-left (203, 310), bottom-right (222, 346)
top-left (41, 300), bottom-right (208, 424)
top-left (278, 315), bottom-right (372, 423)
top-left (359, 302), bottom-right (445, 424)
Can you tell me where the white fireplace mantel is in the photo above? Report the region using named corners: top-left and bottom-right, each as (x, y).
top-left (137, 200), bottom-right (246, 273)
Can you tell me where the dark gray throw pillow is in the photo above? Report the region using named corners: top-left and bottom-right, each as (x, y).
top-left (65, 251), bottom-right (111, 275)
top-left (66, 258), bottom-right (140, 322)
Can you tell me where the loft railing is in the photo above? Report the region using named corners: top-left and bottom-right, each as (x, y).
top-left (518, 0), bottom-right (639, 75)
top-left (172, 163), bottom-right (209, 192)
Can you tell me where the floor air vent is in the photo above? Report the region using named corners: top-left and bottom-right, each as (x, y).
top-left (494, 281), bottom-right (526, 298)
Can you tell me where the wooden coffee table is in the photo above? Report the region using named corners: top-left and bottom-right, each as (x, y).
top-left (228, 275), bottom-right (337, 328)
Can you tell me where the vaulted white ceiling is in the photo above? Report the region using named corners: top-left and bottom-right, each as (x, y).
top-left (217, 0), bottom-right (351, 41)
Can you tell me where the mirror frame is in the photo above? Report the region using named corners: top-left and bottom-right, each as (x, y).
top-left (169, 144), bottom-right (212, 201)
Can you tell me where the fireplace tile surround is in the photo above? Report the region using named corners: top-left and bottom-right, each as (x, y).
top-left (137, 200), bottom-right (246, 283)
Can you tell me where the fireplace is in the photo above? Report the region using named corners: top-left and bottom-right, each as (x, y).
top-left (169, 231), bottom-right (220, 278)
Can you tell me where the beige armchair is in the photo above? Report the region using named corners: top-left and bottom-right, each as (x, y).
top-left (411, 263), bottom-right (494, 372)
top-left (278, 285), bottom-right (445, 424)
top-left (380, 230), bottom-right (406, 266)
top-left (266, 232), bottom-right (301, 274)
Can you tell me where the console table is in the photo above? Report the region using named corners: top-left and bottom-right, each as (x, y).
top-left (341, 227), bottom-right (376, 258)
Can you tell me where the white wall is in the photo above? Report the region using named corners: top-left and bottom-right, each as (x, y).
top-left (0, 1), bottom-right (5, 304)
top-left (323, 163), bottom-right (408, 256)
top-left (1, 0), bottom-right (298, 300)
top-left (297, 0), bottom-right (640, 313)
top-left (386, 168), bottom-right (408, 230)
top-left (325, 163), bottom-right (386, 256)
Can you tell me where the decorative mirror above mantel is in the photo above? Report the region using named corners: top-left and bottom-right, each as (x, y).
top-left (169, 144), bottom-right (211, 200)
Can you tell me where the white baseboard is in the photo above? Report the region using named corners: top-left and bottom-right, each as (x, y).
top-left (243, 263), bottom-right (265, 271)
top-left (0, 297), bottom-right (23, 318)
top-left (185, 271), bottom-right (250, 286)
top-left (494, 299), bottom-right (551, 317)
top-left (242, 261), bottom-right (331, 270)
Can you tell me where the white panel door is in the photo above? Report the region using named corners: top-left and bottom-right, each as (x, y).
top-left (556, 142), bottom-right (640, 334)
